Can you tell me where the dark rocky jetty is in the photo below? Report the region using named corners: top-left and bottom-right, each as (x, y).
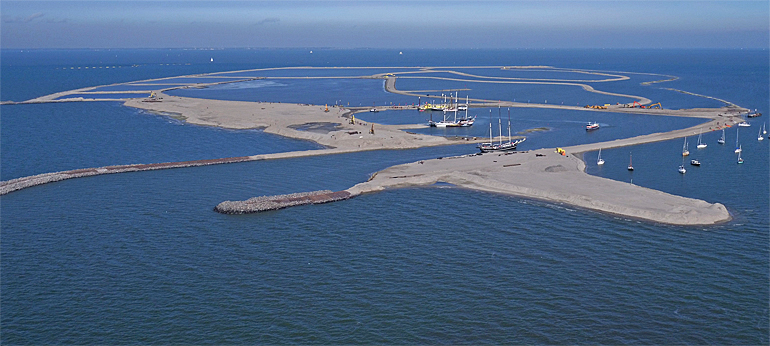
top-left (0, 156), bottom-right (255, 196)
top-left (214, 190), bottom-right (352, 214)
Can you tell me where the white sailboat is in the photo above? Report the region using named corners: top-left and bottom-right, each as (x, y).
top-left (696, 130), bottom-right (707, 149)
top-left (759, 126), bottom-right (765, 141)
top-left (627, 153), bottom-right (634, 171)
top-left (678, 155), bottom-right (687, 174)
top-left (717, 128), bottom-right (725, 144)
top-left (737, 150), bottom-right (744, 164)
top-left (597, 148), bottom-right (605, 165)
top-left (735, 127), bottom-right (742, 153)
top-left (682, 137), bottom-right (690, 156)
top-left (763, 122), bottom-right (767, 135)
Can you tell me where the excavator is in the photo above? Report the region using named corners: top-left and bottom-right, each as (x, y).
top-left (647, 102), bottom-right (662, 109)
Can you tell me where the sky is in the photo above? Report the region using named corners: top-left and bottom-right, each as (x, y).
top-left (1, 1), bottom-right (768, 49)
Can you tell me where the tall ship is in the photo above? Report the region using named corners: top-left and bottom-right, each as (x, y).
top-left (428, 93), bottom-right (475, 127)
top-left (478, 107), bottom-right (525, 152)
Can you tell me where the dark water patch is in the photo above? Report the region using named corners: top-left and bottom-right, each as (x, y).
top-left (288, 122), bottom-right (342, 134)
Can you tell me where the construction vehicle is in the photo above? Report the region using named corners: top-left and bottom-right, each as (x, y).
top-left (648, 102), bottom-right (662, 109)
top-left (622, 101), bottom-right (643, 108)
top-left (584, 105), bottom-right (608, 109)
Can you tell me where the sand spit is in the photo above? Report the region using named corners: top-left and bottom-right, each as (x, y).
top-left (344, 149), bottom-right (731, 226)
top-left (223, 148), bottom-right (730, 225)
top-left (566, 108), bottom-right (746, 155)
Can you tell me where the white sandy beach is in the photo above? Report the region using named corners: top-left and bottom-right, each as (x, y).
top-left (347, 148), bottom-right (730, 226)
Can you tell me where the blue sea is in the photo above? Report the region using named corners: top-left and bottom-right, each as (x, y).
top-left (1, 48), bottom-right (768, 344)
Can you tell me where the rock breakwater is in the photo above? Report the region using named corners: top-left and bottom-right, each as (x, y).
top-left (214, 190), bottom-right (353, 214)
top-left (0, 156), bottom-right (254, 196)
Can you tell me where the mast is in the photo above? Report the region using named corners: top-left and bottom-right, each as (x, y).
top-left (454, 92), bottom-right (458, 122)
top-left (465, 96), bottom-right (468, 119)
top-left (498, 106), bottom-right (502, 145)
top-left (507, 108), bottom-right (512, 143)
top-left (489, 109), bottom-right (493, 144)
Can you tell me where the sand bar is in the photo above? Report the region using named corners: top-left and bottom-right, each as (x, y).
top-left (344, 148), bottom-right (730, 226)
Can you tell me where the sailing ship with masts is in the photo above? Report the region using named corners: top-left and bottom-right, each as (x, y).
top-left (478, 107), bottom-right (525, 152)
top-left (428, 92), bottom-right (475, 127)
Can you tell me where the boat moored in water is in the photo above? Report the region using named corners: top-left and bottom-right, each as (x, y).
top-left (682, 137), bottom-right (690, 156)
top-left (597, 148), bottom-right (605, 165)
top-left (478, 138), bottom-right (525, 152)
top-left (696, 131), bottom-right (707, 149)
top-left (478, 107), bottom-right (524, 152)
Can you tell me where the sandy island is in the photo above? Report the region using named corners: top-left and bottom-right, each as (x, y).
top-left (2, 70), bottom-right (750, 225)
top-left (123, 93), bottom-right (743, 225)
top-left (123, 94), bottom-right (497, 152)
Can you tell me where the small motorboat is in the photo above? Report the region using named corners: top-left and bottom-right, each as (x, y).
top-left (690, 159), bottom-right (700, 166)
top-left (738, 122), bottom-right (751, 127)
top-left (678, 165), bottom-right (687, 174)
top-left (586, 122), bottom-right (600, 131)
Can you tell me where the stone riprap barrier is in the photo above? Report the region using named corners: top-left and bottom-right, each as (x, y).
top-left (214, 190), bottom-right (353, 214)
top-left (0, 156), bottom-right (254, 196)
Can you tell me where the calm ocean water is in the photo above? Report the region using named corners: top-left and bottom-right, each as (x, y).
top-left (1, 49), bottom-right (768, 344)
